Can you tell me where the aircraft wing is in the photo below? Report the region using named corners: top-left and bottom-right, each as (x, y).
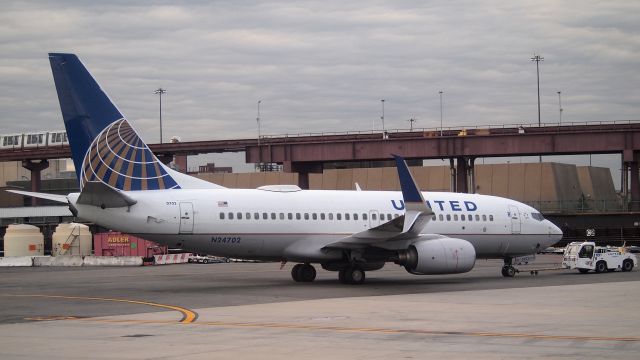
top-left (5, 189), bottom-right (68, 203)
top-left (323, 155), bottom-right (433, 249)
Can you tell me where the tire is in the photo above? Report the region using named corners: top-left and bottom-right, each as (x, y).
top-left (578, 269), bottom-right (589, 274)
top-left (595, 261), bottom-right (607, 273)
top-left (501, 265), bottom-right (516, 277)
top-left (622, 259), bottom-right (634, 272)
top-left (338, 268), bottom-right (347, 284)
top-left (343, 266), bottom-right (365, 285)
top-left (299, 264), bottom-right (317, 282)
top-left (291, 264), bottom-right (304, 282)
top-left (202, 259), bottom-right (209, 264)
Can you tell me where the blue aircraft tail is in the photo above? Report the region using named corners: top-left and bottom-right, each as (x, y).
top-left (49, 53), bottom-right (181, 191)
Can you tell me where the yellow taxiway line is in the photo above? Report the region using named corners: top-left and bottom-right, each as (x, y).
top-left (4, 294), bottom-right (197, 323)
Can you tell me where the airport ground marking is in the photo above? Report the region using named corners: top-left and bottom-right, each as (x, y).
top-left (5, 294), bottom-right (197, 324)
top-left (36, 316), bottom-right (640, 343)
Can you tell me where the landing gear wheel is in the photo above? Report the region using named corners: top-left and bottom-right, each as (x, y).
top-left (595, 261), bottom-right (607, 273)
top-left (299, 264), bottom-right (317, 282)
top-left (291, 264), bottom-right (304, 282)
top-left (501, 265), bottom-right (516, 277)
top-left (340, 266), bottom-right (365, 285)
top-left (291, 264), bottom-right (316, 282)
top-left (622, 259), bottom-right (634, 272)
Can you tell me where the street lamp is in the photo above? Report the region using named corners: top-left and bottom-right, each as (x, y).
top-left (380, 99), bottom-right (385, 133)
top-left (154, 88), bottom-right (166, 144)
top-left (557, 91), bottom-right (563, 124)
top-left (407, 117), bottom-right (417, 131)
top-left (257, 100), bottom-right (262, 146)
top-left (530, 54), bottom-right (544, 127)
top-left (439, 90), bottom-right (444, 136)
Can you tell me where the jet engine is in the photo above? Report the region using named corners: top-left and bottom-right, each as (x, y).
top-left (396, 238), bottom-right (476, 275)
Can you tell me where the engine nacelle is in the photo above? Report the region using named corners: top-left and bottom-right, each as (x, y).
top-left (397, 238), bottom-right (476, 275)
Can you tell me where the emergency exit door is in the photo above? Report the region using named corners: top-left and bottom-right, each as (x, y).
top-left (179, 202), bottom-right (194, 234)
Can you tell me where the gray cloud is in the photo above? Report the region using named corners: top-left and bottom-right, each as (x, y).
top-left (0, 1), bottom-right (638, 178)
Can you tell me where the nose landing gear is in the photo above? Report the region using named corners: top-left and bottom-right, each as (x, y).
top-left (501, 257), bottom-right (518, 277)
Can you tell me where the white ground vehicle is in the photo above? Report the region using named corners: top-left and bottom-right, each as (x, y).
top-left (562, 242), bottom-right (637, 274)
top-left (188, 254), bottom-right (229, 264)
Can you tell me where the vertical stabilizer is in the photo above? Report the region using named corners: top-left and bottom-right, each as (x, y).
top-left (48, 53), bottom-right (222, 191)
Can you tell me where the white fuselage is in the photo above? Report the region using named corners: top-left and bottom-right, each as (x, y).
top-left (70, 189), bottom-right (563, 262)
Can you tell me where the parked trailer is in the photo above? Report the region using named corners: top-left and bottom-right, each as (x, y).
top-left (562, 241), bottom-right (637, 273)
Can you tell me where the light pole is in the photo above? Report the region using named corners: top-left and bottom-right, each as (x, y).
top-left (257, 100), bottom-right (262, 146)
top-left (154, 88), bottom-right (166, 143)
top-left (439, 90), bottom-right (444, 136)
top-left (531, 54), bottom-right (543, 162)
top-left (557, 91), bottom-right (563, 124)
top-left (408, 117), bottom-right (416, 131)
top-left (530, 54), bottom-right (544, 127)
top-left (380, 99), bottom-right (385, 133)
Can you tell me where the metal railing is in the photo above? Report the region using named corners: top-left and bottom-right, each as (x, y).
top-left (260, 119), bottom-right (640, 140)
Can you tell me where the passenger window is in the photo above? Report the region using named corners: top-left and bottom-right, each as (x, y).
top-left (432, 215), bottom-right (436, 221)
top-left (228, 212), bottom-right (234, 220)
top-left (446, 214), bottom-right (451, 221)
top-left (387, 214), bottom-right (392, 221)
top-left (304, 213), bottom-right (309, 220)
top-left (312, 213), bottom-right (317, 220)
top-left (288, 213), bottom-right (293, 220)
top-left (345, 213), bottom-right (350, 220)
top-left (454, 214), bottom-right (458, 221)
top-left (363, 214), bottom-right (368, 220)
top-left (254, 212), bottom-right (259, 220)
top-left (220, 212), bottom-right (225, 220)
top-left (279, 213), bottom-right (284, 220)
top-left (237, 212), bottom-right (242, 220)
top-left (296, 213), bottom-right (301, 220)
top-left (329, 213), bottom-right (334, 220)
top-left (263, 212), bottom-right (268, 220)
top-left (353, 213), bottom-right (358, 220)
top-left (482, 215), bottom-right (487, 221)
top-left (320, 213), bottom-right (325, 220)
top-left (439, 214), bottom-right (444, 221)
top-left (475, 215), bottom-right (480, 221)
top-left (489, 215), bottom-right (494, 221)
top-left (246, 212), bottom-right (251, 219)
top-left (372, 214), bottom-right (377, 221)
top-left (337, 213), bottom-right (342, 220)
top-left (271, 213), bottom-right (276, 220)
top-left (461, 214), bottom-right (466, 221)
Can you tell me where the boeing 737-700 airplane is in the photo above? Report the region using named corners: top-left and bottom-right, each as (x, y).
top-left (9, 53), bottom-right (563, 284)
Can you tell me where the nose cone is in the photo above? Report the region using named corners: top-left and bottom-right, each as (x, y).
top-left (546, 220), bottom-right (563, 244)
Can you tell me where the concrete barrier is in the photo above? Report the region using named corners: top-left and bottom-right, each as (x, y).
top-left (82, 256), bottom-right (143, 266)
top-left (154, 253), bottom-right (192, 265)
top-left (33, 256), bottom-right (84, 267)
top-left (0, 256), bottom-right (33, 267)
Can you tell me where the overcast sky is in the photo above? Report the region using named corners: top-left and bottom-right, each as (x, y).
top-left (1, 1), bottom-right (639, 180)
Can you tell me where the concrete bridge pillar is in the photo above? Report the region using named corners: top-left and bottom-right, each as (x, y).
top-left (21, 159), bottom-right (49, 206)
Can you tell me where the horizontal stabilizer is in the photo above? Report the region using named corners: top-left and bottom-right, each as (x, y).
top-left (77, 181), bottom-right (137, 208)
top-left (5, 189), bottom-right (68, 203)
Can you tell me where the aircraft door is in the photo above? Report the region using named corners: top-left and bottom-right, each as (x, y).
top-left (508, 205), bottom-right (521, 234)
top-left (369, 210), bottom-right (380, 228)
top-left (179, 202), bottom-right (194, 234)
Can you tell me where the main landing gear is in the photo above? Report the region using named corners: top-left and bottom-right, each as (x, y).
top-left (291, 263), bottom-right (317, 282)
top-left (501, 257), bottom-right (518, 277)
top-left (290, 263), bottom-right (367, 284)
top-left (338, 265), bottom-right (366, 285)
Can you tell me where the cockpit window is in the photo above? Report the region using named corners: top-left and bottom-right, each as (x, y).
top-left (531, 212), bottom-right (544, 221)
